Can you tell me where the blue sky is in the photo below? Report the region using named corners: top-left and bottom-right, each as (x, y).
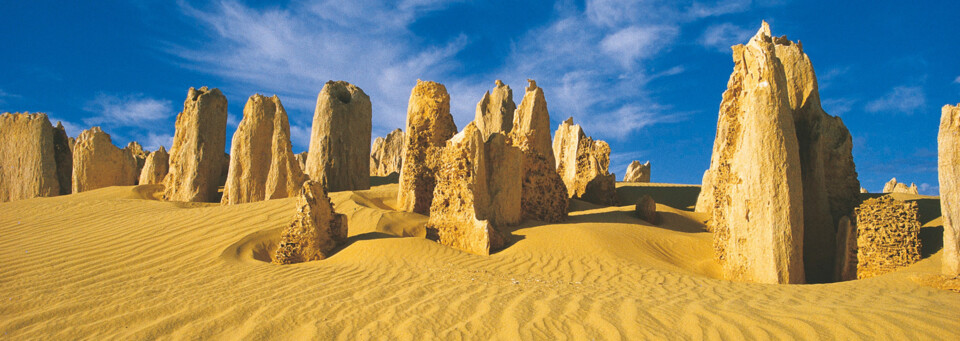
top-left (2, 0), bottom-right (958, 194)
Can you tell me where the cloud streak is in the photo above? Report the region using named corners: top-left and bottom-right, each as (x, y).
top-left (865, 85), bottom-right (926, 114)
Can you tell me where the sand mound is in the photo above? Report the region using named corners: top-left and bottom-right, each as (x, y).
top-left (0, 182), bottom-right (957, 339)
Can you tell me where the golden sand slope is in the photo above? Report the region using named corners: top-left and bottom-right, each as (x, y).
top-left (0, 181), bottom-right (958, 339)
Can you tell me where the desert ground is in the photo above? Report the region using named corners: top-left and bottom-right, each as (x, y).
top-left (1, 180), bottom-right (957, 339)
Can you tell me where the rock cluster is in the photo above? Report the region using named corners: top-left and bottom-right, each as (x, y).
top-left (139, 146), bottom-right (169, 185)
top-left (306, 80), bottom-right (372, 192)
top-left (694, 22), bottom-right (861, 284)
top-left (939, 103), bottom-right (960, 276)
top-left (882, 178), bottom-right (919, 194)
top-left (634, 195), bottom-right (660, 225)
top-left (854, 196), bottom-right (921, 279)
top-left (508, 80), bottom-right (568, 222)
top-left (426, 123), bottom-right (522, 255)
top-left (370, 128), bottom-right (405, 176)
top-left (164, 87), bottom-right (228, 202)
top-left (553, 117), bottom-right (616, 206)
top-left (397, 80), bottom-right (458, 214)
top-left (124, 141), bottom-right (148, 183)
top-left (72, 127), bottom-right (138, 193)
top-left (0, 112), bottom-right (62, 201)
top-left (273, 180), bottom-right (348, 264)
top-left (474, 80), bottom-right (516, 139)
top-left (222, 94), bottom-right (306, 205)
top-left (624, 160), bottom-right (651, 183)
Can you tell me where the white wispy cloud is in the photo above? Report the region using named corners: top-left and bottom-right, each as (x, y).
top-left (165, 0), bottom-right (469, 138)
top-left (865, 85), bottom-right (926, 114)
top-left (0, 89), bottom-right (22, 107)
top-left (821, 97), bottom-right (857, 116)
top-left (83, 93), bottom-right (173, 128)
top-left (698, 23), bottom-right (753, 52)
top-left (143, 132), bottom-right (174, 151)
top-left (917, 183), bottom-right (939, 196)
top-left (47, 116), bottom-right (83, 137)
top-left (955, 75), bottom-right (960, 84)
top-left (817, 66), bottom-right (850, 90)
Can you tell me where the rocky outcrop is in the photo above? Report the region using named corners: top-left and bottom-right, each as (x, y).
top-left (426, 123), bottom-right (522, 255)
top-left (295, 151), bottom-right (308, 173)
top-left (397, 80), bottom-right (458, 214)
top-left (860, 187), bottom-right (868, 193)
top-left (52, 121), bottom-right (72, 195)
top-left (694, 22), bottom-right (861, 284)
top-left (72, 127), bottom-right (138, 193)
top-left (306, 80), bottom-right (372, 192)
top-left (634, 194), bottom-right (660, 225)
top-left (139, 146), bottom-right (169, 185)
top-left (624, 160), bottom-right (651, 183)
top-left (124, 141), bottom-right (148, 183)
top-left (882, 178), bottom-right (919, 194)
top-left (222, 94), bottom-right (306, 205)
top-left (0, 112), bottom-right (61, 201)
top-left (854, 196), bottom-right (921, 279)
top-left (553, 117), bottom-right (616, 206)
top-left (164, 87), bottom-right (228, 202)
top-left (939, 103), bottom-right (960, 276)
top-left (273, 180), bottom-right (348, 264)
top-left (370, 128), bottom-right (405, 176)
top-left (509, 80), bottom-right (567, 222)
top-left (474, 80), bottom-right (516, 139)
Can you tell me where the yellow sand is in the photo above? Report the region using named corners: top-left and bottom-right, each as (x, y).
top-left (1, 181), bottom-right (958, 339)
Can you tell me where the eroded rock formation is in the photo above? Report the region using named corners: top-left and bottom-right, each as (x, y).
top-left (834, 216), bottom-right (857, 281)
top-left (306, 80), bottom-right (372, 192)
top-left (695, 22), bottom-right (862, 284)
top-left (295, 151), bottom-right (308, 173)
top-left (139, 146), bottom-right (169, 185)
top-left (164, 86), bottom-right (228, 202)
top-left (624, 160), bottom-right (651, 183)
top-left (939, 103), bottom-right (960, 276)
top-left (52, 121), bottom-right (72, 195)
top-left (0, 112), bottom-right (61, 201)
top-left (72, 127), bottom-right (138, 193)
top-left (221, 94), bottom-right (306, 205)
top-left (397, 80), bottom-right (458, 214)
top-left (426, 123), bottom-right (521, 255)
top-left (273, 180), bottom-right (348, 264)
top-left (509, 80), bottom-right (567, 222)
top-left (634, 194), bottom-right (660, 225)
top-left (882, 178), bottom-right (919, 194)
top-left (124, 141), bottom-right (148, 183)
top-left (370, 128), bottom-right (405, 176)
top-left (474, 80), bottom-right (516, 139)
top-left (854, 196), bottom-right (921, 279)
top-left (553, 117), bottom-right (616, 206)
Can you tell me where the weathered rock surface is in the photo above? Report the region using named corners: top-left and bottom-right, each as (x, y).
top-left (553, 117), bottom-right (616, 206)
top-left (72, 127), bottom-right (138, 193)
top-left (0, 112), bottom-right (61, 201)
top-left (624, 160), bottom-right (651, 183)
top-left (508, 80), bottom-right (567, 222)
top-left (634, 194), bottom-right (660, 225)
top-left (370, 128), bottom-right (405, 176)
top-left (164, 87), bottom-right (228, 202)
top-left (427, 123), bottom-right (522, 255)
top-left (860, 187), bottom-right (869, 193)
top-left (882, 178), bottom-right (919, 194)
top-left (306, 80), bottom-right (372, 192)
top-left (939, 103), bottom-right (960, 276)
top-left (397, 80), bottom-right (458, 214)
top-left (854, 196), bottom-right (921, 279)
top-left (139, 146), bottom-right (169, 185)
top-left (52, 121), bottom-right (72, 195)
top-left (222, 94), bottom-right (306, 205)
top-left (834, 216), bottom-right (857, 281)
top-left (273, 180), bottom-right (348, 264)
top-left (474, 80), bottom-right (516, 139)
top-left (295, 151), bottom-right (308, 173)
top-left (124, 141), bottom-right (148, 183)
top-left (695, 22), bottom-right (861, 284)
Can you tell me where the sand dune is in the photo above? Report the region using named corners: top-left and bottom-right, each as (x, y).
top-left (1, 181), bottom-right (958, 339)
